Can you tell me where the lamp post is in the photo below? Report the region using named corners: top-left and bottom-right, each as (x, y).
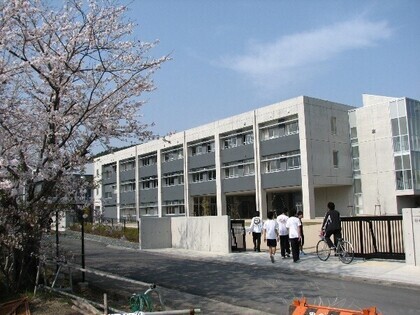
top-left (81, 213), bottom-right (88, 282)
top-left (55, 211), bottom-right (59, 272)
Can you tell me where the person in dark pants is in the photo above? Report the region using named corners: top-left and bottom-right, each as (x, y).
top-left (322, 201), bottom-right (342, 249)
top-left (286, 208), bottom-right (301, 263)
top-left (297, 210), bottom-right (305, 255)
top-left (276, 208), bottom-right (290, 258)
top-left (249, 211), bottom-right (263, 252)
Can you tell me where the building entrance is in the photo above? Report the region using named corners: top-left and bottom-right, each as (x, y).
top-left (226, 194), bottom-right (256, 219)
top-left (268, 191), bottom-right (302, 216)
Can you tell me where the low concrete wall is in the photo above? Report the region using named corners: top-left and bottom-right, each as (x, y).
top-left (139, 216), bottom-right (230, 253)
top-left (172, 216), bottom-right (230, 253)
top-left (139, 217), bottom-right (172, 249)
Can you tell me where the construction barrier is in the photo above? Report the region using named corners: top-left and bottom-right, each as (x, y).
top-left (289, 298), bottom-right (382, 315)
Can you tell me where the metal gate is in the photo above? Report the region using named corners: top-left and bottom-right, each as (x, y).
top-left (341, 215), bottom-right (405, 260)
top-left (231, 219), bottom-right (246, 252)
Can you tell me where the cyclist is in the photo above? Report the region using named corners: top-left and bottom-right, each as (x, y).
top-left (321, 202), bottom-right (342, 250)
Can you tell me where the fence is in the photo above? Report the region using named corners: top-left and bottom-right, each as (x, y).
top-left (341, 215), bottom-right (405, 260)
top-left (97, 217), bottom-right (139, 232)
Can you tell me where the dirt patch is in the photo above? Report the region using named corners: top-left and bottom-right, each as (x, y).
top-left (30, 296), bottom-right (78, 315)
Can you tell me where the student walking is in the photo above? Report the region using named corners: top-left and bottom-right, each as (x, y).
top-left (286, 208), bottom-right (302, 263)
top-left (249, 211), bottom-right (263, 252)
top-left (297, 210), bottom-right (305, 255)
top-left (276, 209), bottom-right (291, 259)
top-left (263, 211), bottom-right (279, 263)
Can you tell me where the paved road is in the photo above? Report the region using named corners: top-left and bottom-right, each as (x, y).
top-left (59, 236), bottom-right (420, 314)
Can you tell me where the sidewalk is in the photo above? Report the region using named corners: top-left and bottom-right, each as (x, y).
top-left (142, 247), bottom-right (420, 289)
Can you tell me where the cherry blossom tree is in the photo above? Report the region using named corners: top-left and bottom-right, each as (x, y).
top-left (0, 0), bottom-right (169, 292)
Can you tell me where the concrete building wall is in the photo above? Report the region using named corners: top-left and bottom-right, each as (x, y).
top-left (314, 186), bottom-right (354, 217)
top-left (355, 98), bottom-right (399, 214)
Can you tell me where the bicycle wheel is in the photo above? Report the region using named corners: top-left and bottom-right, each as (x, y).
top-left (316, 239), bottom-right (331, 261)
top-left (338, 241), bottom-right (354, 264)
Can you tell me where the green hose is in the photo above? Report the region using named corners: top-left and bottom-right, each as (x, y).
top-left (129, 293), bottom-right (154, 312)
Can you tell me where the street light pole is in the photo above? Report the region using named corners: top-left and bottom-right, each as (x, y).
top-left (81, 213), bottom-right (88, 282)
top-left (55, 211), bottom-right (59, 272)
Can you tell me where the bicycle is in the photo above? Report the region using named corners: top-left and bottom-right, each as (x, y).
top-left (316, 235), bottom-right (354, 264)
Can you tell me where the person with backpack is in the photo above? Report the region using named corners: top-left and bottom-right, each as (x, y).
top-left (322, 201), bottom-right (342, 250)
top-left (249, 211), bottom-right (263, 252)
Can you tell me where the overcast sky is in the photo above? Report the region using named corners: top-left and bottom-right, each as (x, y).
top-left (120, 0), bottom-right (420, 142)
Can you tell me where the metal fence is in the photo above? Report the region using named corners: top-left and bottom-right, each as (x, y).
top-left (341, 215), bottom-right (405, 260)
top-left (97, 217), bottom-right (139, 234)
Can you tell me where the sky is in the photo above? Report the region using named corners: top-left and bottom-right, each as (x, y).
top-left (120, 0), bottom-right (420, 141)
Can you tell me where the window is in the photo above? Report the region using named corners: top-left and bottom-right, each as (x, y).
top-left (221, 129), bottom-right (253, 149)
top-left (120, 204), bottom-right (136, 219)
top-left (260, 115), bottom-right (299, 141)
top-left (190, 166), bottom-right (217, 183)
top-left (103, 170), bottom-right (112, 179)
top-left (193, 196), bottom-right (217, 216)
top-left (331, 116), bottom-right (337, 135)
top-left (120, 160), bottom-right (135, 172)
top-left (163, 172), bottom-right (184, 187)
top-left (224, 137), bottom-right (237, 149)
top-left (163, 200), bottom-right (185, 215)
top-left (120, 182), bottom-right (135, 192)
top-left (243, 133), bottom-right (254, 145)
top-left (392, 116), bottom-right (410, 153)
top-left (333, 151), bottom-right (339, 168)
top-left (139, 202), bottom-right (158, 216)
top-left (140, 176), bottom-right (158, 190)
top-left (163, 148), bottom-right (183, 162)
top-left (189, 139), bottom-right (215, 156)
top-left (395, 154), bottom-right (412, 190)
top-left (261, 151), bottom-right (301, 173)
top-left (104, 192), bottom-right (112, 199)
top-left (222, 159), bottom-right (255, 179)
top-left (140, 154), bottom-right (157, 166)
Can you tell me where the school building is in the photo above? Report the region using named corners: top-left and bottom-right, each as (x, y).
top-left (93, 94), bottom-right (420, 222)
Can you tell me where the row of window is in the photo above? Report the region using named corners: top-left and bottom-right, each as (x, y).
top-left (105, 153), bottom-right (303, 197)
top-left (113, 115), bottom-right (300, 171)
top-left (104, 114), bottom-right (348, 180)
top-left (138, 200), bottom-right (185, 216)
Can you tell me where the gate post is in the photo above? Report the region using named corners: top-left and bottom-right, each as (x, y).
top-left (403, 208), bottom-right (420, 266)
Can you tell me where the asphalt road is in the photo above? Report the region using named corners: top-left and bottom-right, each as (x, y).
top-left (58, 237), bottom-right (420, 314)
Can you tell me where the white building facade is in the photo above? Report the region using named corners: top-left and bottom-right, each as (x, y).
top-left (93, 95), bottom-right (420, 221)
top-left (349, 95), bottom-right (420, 215)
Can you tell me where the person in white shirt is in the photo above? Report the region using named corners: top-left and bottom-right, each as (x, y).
top-left (276, 209), bottom-right (291, 259)
top-left (286, 208), bottom-right (302, 263)
top-left (263, 211), bottom-right (279, 263)
top-left (249, 211), bottom-right (263, 252)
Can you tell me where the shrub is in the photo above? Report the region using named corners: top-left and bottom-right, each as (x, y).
top-left (69, 223), bottom-right (139, 243)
